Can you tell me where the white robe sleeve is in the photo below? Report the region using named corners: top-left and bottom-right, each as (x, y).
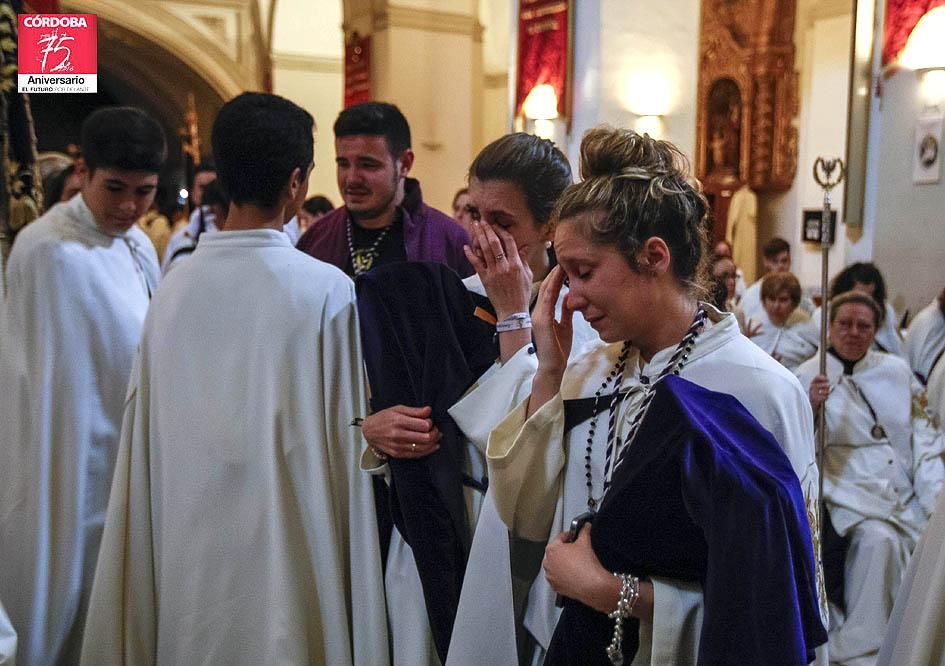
top-left (909, 376), bottom-right (945, 516)
top-left (450, 344), bottom-right (539, 454)
top-left (283, 286), bottom-right (389, 665)
top-left (486, 394), bottom-right (566, 542)
top-left (633, 578), bottom-right (703, 666)
top-left (0, 600), bottom-right (16, 666)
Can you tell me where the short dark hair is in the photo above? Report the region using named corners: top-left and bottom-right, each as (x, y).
top-left (333, 102), bottom-right (411, 157)
top-left (81, 106), bottom-right (167, 174)
top-left (201, 178), bottom-right (228, 208)
top-left (302, 195), bottom-right (334, 216)
top-left (193, 161), bottom-right (217, 179)
top-left (469, 133), bottom-right (572, 228)
top-left (830, 262), bottom-right (888, 310)
top-left (45, 164), bottom-right (76, 205)
top-left (212, 92), bottom-right (314, 210)
top-left (762, 236), bottom-right (791, 259)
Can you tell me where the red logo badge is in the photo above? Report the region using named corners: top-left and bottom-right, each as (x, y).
top-left (18, 14), bottom-right (97, 93)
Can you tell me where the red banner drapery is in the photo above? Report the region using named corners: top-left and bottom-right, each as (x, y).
top-left (883, 0), bottom-right (945, 66)
top-left (515, 0), bottom-right (570, 118)
top-left (344, 33), bottom-right (371, 108)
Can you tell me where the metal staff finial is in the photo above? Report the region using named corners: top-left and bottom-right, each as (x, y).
top-left (813, 154), bottom-right (845, 554)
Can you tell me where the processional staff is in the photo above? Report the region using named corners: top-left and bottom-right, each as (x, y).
top-left (179, 92), bottom-right (202, 214)
top-left (812, 156), bottom-right (845, 520)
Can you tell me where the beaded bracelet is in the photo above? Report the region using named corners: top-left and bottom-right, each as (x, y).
top-left (605, 573), bottom-right (640, 665)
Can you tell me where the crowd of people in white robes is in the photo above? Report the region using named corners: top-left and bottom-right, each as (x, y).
top-left (1, 92), bottom-right (944, 666)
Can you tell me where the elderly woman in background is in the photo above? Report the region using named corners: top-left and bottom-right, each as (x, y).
top-left (796, 291), bottom-right (945, 666)
top-left (811, 262), bottom-right (904, 358)
top-left (751, 272), bottom-right (818, 369)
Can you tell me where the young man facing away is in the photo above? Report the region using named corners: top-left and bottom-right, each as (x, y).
top-left (81, 92), bottom-right (389, 665)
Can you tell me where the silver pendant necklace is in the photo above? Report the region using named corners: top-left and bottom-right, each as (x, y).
top-left (346, 217), bottom-right (393, 276)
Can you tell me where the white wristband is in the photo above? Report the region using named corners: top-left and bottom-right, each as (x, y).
top-left (496, 312), bottom-right (532, 333)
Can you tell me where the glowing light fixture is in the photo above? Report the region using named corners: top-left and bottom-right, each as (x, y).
top-left (623, 70), bottom-right (673, 117)
top-left (522, 84), bottom-right (559, 121)
top-left (919, 68), bottom-right (945, 106)
top-left (179, 188), bottom-right (189, 199)
top-left (633, 115), bottom-right (664, 139)
top-left (899, 7), bottom-right (945, 71)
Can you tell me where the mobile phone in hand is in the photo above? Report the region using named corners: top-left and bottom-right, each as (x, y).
top-left (555, 510), bottom-right (596, 607)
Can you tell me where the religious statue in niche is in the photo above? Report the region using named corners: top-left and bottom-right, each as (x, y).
top-left (696, 0), bottom-right (798, 192)
top-left (707, 79), bottom-right (741, 177)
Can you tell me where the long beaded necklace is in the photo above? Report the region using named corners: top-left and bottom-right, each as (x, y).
top-left (346, 216), bottom-right (393, 276)
top-left (583, 306), bottom-right (707, 510)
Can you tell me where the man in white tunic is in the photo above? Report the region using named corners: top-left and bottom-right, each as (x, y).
top-left (0, 107), bottom-right (165, 665)
top-left (741, 236), bottom-right (815, 321)
top-left (904, 289), bottom-right (945, 385)
top-left (878, 476), bottom-right (945, 665)
top-left (0, 602), bottom-right (15, 666)
top-left (796, 291), bottom-right (945, 666)
top-left (80, 92), bottom-right (388, 665)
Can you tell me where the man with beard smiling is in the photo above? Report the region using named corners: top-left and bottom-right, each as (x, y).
top-left (297, 101), bottom-right (472, 278)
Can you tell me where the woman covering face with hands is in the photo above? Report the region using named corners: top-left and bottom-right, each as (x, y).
top-left (359, 133), bottom-right (597, 665)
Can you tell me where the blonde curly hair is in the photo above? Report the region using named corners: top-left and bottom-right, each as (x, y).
top-left (553, 126), bottom-right (711, 297)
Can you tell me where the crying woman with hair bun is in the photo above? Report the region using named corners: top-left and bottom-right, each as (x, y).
top-left (484, 126), bottom-right (828, 664)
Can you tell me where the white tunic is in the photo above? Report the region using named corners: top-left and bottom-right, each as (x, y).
top-left (0, 601), bottom-right (15, 666)
top-left (0, 194), bottom-right (158, 665)
top-left (487, 307), bottom-right (822, 663)
top-left (795, 351), bottom-right (944, 664)
top-left (879, 481), bottom-right (945, 665)
top-left (904, 297), bottom-right (945, 384)
top-left (926, 354), bottom-right (945, 428)
top-left (750, 309), bottom-right (819, 370)
top-left (80, 230), bottom-right (388, 665)
top-left (161, 206), bottom-right (220, 273)
top-left (795, 351), bottom-right (945, 540)
top-left (362, 273), bottom-right (598, 666)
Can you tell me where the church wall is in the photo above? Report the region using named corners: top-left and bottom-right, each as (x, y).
top-left (271, 59), bottom-right (345, 205)
top-left (870, 70), bottom-right (945, 317)
top-left (594, 0), bottom-right (701, 157)
top-left (373, 22), bottom-right (481, 213)
top-left (762, 10), bottom-right (854, 296)
top-left (270, 0), bottom-right (345, 204)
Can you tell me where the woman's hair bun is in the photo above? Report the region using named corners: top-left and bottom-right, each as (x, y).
top-left (579, 126), bottom-right (686, 186)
